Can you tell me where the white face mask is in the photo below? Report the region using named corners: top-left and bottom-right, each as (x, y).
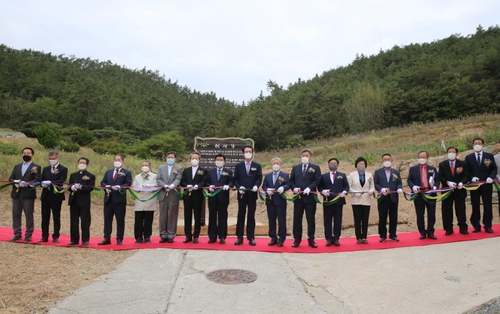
top-left (141, 166), bottom-right (149, 173)
top-left (447, 153), bottom-right (456, 161)
top-left (418, 158), bottom-right (427, 165)
top-left (78, 164), bottom-right (87, 171)
top-left (215, 161), bottom-right (224, 168)
top-left (244, 152), bottom-right (253, 159)
top-left (49, 159), bottom-right (58, 166)
top-left (113, 161), bottom-right (122, 168)
top-left (272, 164), bottom-right (280, 172)
top-left (191, 159), bottom-right (199, 167)
top-left (473, 144), bottom-right (482, 152)
top-left (301, 157), bottom-right (309, 164)
top-left (383, 161), bottom-right (392, 168)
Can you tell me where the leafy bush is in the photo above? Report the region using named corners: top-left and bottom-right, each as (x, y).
top-left (129, 131), bottom-right (186, 160)
top-left (90, 140), bottom-right (127, 155)
top-left (34, 122), bottom-right (61, 149)
top-left (0, 141), bottom-right (19, 155)
top-left (61, 126), bottom-right (95, 146)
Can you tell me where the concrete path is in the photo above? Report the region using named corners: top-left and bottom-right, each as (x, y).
top-left (49, 238), bottom-right (500, 314)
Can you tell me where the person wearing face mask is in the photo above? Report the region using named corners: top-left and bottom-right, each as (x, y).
top-left (99, 154), bottom-right (132, 245)
top-left (374, 154), bottom-right (403, 242)
top-left (290, 149), bottom-right (321, 248)
top-left (408, 150), bottom-right (440, 240)
top-left (348, 157), bottom-right (375, 244)
top-left (156, 151), bottom-right (183, 243)
top-left (180, 152), bottom-right (207, 244)
top-left (205, 154), bottom-right (234, 244)
top-left (9, 147), bottom-right (41, 242)
top-left (438, 147), bottom-right (470, 235)
top-left (465, 137), bottom-right (498, 233)
top-left (39, 151), bottom-right (68, 243)
top-left (233, 145), bottom-right (263, 246)
top-left (132, 160), bottom-right (158, 244)
top-left (318, 158), bottom-right (349, 247)
top-left (68, 157), bottom-right (95, 246)
top-left (262, 157), bottom-right (290, 247)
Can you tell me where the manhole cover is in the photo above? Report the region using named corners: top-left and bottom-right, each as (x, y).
top-left (206, 269), bottom-right (257, 285)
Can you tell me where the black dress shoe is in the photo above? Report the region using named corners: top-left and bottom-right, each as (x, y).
top-left (116, 239), bottom-right (123, 245)
top-left (460, 230), bottom-right (469, 235)
top-left (325, 239), bottom-right (332, 247)
top-left (249, 239), bottom-right (256, 246)
top-left (81, 242), bottom-right (89, 246)
top-left (308, 241), bottom-right (317, 248)
top-left (208, 239), bottom-right (216, 244)
top-left (485, 227), bottom-right (493, 233)
top-left (379, 237), bottom-right (386, 243)
top-left (135, 238), bottom-right (144, 244)
top-left (333, 240), bottom-right (340, 246)
top-left (24, 236), bottom-right (32, 243)
top-left (10, 235), bottom-right (22, 242)
top-left (98, 239), bottom-right (111, 245)
top-left (166, 238), bottom-right (174, 243)
top-left (277, 242), bottom-right (284, 247)
top-left (68, 242), bottom-right (79, 245)
top-left (234, 239), bottom-right (243, 245)
top-left (183, 237), bottom-right (192, 243)
top-left (144, 238), bottom-right (151, 243)
top-left (472, 227), bottom-right (481, 233)
top-left (292, 241), bottom-right (300, 248)
top-left (159, 237), bottom-right (168, 243)
top-left (53, 238), bottom-right (59, 243)
top-left (428, 233), bottom-right (437, 240)
top-left (445, 231), bottom-right (453, 236)
top-left (220, 238), bottom-right (226, 244)
top-left (419, 234), bottom-right (426, 240)
top-left (193, 237), bottom-right (199, 244)
top-left (38, 238), bottom-right (48, 243)
top-left (268, 240), bottom-right (277, 246)
top-left (389, 236), bottom-right (399, 242)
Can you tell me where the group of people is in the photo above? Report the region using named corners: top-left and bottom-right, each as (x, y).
top-left (7, 138), bottom-right (499, 248)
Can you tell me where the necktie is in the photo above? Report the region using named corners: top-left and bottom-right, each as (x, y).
top-left (246, 163), bottom-right (250, 175)
top-left (450, 162), bottom-right (455, 176)
top-left (217, 169), bottom-right (221, 180)
top-left (477, 153), bottom-right (481, 166)
top-left (420, 166), bottom-right (428, 189)
top-left (273, 172), bottom-right (277, 185)
top-left (52, 165), bottom-right (56, 172)
top-left (302, 165), bottom-right (307, 176)
top-left (332, 172), bottom-right (336, 184)
top-left (113, 169), bottom-right (118, 181)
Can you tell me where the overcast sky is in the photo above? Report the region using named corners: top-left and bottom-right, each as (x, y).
top-left (1, 0), bottom-right (499, 104)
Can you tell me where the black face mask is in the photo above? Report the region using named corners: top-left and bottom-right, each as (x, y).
top-left (22, 155), bottom-right (32, 162)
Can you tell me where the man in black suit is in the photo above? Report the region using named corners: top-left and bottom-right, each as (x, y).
top-left (9, 147), bottom-right (41, 242)
top-left (465, 137), bottom-right (498, 233)
top-left (180, 152), bottom-right (207, 244)
top-left (68, 157), bottom-right (95, 246)
top-left (233, 145), bottom-right (262, 246)
top-left (318, 158), bottom-right (349, 247)
top-left (407, 150), bottom-right (440, 240)
top-left (99, 154), bottom-right (132, 245)
top-left (205, 154), bottom-right (234, 244)
top-left (39, 151), bottom-right (68, 243)
top-left (439, 147), bottom-right (470, 235)
top-left (373, 153), bottom-right (403, 242)
top-left (262, 157), bottom-right (290, 247)
top-left (290, 149), bottom-right (321, 248)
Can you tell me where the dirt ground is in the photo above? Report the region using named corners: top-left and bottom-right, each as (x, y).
top-left (1, 180), bottom-right (499, 313)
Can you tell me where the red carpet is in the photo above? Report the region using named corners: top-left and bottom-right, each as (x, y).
top-left (1, 226), bottom-right (499, 253)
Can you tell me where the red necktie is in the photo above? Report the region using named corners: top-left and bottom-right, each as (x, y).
top-left (450, 162), bottom-right (455, 176)
top-left (331, 172), bottom-right (336, 184)
top-left (113, 169), bottom-right (118, 182)
top-left (420, 165), bottom-right (428, 189)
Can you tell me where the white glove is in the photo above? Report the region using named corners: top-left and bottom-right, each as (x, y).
top-left (193, 185), bottom-right (199, 190)
top-left (432, 186), bottom-right (437, 190)
top-left (293, 188), bottom-right (300, 193)
top-left (187, 184), bottom-right (193, 191)
top-left (238, 186), bottom-right (245, 194)
top-left (209, 185), bottom-right (215, 192)
top-left (13, 179), bottom-right (20, 188)
top-left (428, 176), bottom-right (434, 187)
top-left (397, 188), bottom-right (403, 194)
top-left (142, 183), bottom-right (152, 188)
top-left (458, 182), bottom-right (463, 189)
top-left (486, 177), bottom-right (493, 184)
top-left (251, 185), bottom-right (258, 192)
top-left (303, 187), bottom-right (311, 195)
top-left (354, 193), bottom-right (361, 198)
top-left (471, 177), bottom-right (479, 183)
top-left (71, 185), bottom-right (78, 191)
top-left (381, 188), bottom-right (388, 195)
top-left (169, 184), bottom-right (175, 189)
top-left (112, 185), bottom-right (121, 191)
top-left (164, 184), bottom-right (170, 191)
top-left (448, 181), bottom-right (456, 188)
top-left (412, 186), bottom-right (420, 193)
top-left (266, 188), bottom-right (274, 195)
top-left (75, 183), bottom-right (82, 190)
top-left (42, 180), bottom-right (51, 187)
top-left (223, 185), bottom-right (230, 191)
top-left (105, 188), bottom-right (112, 194)
top-left (340, 191), bottom-right (347, 198)
top-left (368, 190), bottom-right (374, 195)
top-left (277, 186), bottom-right (284, 194)
top-left (321, 189), bottom-right (330, 197)
top-left (19, 181), bottom-right (27, 188)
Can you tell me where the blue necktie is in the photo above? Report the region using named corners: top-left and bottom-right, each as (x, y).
top-left (217, 169), bottom-right (221, 180)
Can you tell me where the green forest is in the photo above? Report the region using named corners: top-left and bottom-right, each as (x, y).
top-left (0, 25), bottom-right (499, 157)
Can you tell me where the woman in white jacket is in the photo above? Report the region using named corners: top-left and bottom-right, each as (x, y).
top-left (132, 160), bottom-right (158, 244)
top-left (348, 157), bottom-right (374, 244)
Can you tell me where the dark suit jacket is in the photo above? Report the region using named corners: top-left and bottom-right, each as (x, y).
top-left (262, 171), bottom-right (290, 206)
top-left (407, 164), bottom-right (440, 198)
top-left (41, 164), bottom-right (68, 202)
top-left (290, 163), bottom-right (321, 204)
top-left (318, 171), bottom-right (349, 206)
top-left (234, 161), bottom-right (263, 200)
top-left (101, 168), bottom-right (132, 204)
top-left (374, 167), bottom-right (403, 203)
top-left (9, 162), bottom-right (42, 199)
top-left (465, 151), bottom-right (497, 181)
top-left (180, 166), bottom-right (207, 201)
top-left (68, 171), bottom-right (95, 208)
top-left (438, 159), bottom-right (469, 199)
top-left (205, 167), bottom-right (234, 205)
